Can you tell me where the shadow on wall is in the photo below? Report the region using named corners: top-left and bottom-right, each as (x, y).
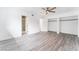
top-left (6, 18), bottom-right (22, 38)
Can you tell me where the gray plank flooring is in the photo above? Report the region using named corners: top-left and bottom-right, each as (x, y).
top-left (0, 32), bottom-right (79, 51)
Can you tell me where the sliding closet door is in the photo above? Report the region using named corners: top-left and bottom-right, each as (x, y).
top-left (60, 16), bottom-right (78, 35)
top-left (48, 18), bottom-right (57, 32)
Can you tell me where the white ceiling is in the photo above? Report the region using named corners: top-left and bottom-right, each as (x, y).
top-left (19, 7), bottom-right (79, 17)
top-left (55, 7), bottom-right (79, 13)
top-left (22, 7), bottom-right (79, 13)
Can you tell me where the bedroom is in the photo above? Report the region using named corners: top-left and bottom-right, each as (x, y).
top-left (0, 7), bottom-right (79, 51)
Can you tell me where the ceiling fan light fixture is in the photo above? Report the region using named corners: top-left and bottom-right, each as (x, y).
top-left (41, 7), bottom-right (56, 15)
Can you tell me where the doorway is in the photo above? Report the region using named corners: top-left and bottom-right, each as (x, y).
top-left (22, 16), bottom-right (28, 35)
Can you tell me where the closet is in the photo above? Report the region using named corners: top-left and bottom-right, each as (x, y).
top-left (48, 18), bottom-right (57, 32)
top-left (60, 16), bottom-right (78, 35)
top-left (48, 15), bottom-right (78, 36)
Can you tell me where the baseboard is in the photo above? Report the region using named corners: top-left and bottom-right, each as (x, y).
top-left (48, 31), bottom-right (78, 36)
top-left (0, 37), bottom-right (15, 42)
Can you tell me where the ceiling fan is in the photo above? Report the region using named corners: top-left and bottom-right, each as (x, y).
top-left (41, 7), bottom-right (56, 15)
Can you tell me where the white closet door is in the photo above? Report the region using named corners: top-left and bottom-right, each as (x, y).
top-left (60, 16), bottom-right (78, 35)
top-left (48, 19), bottom-right (57, 32)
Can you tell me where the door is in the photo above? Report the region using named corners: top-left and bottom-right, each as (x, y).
top-left (22, 16), bottom-right (28, 35)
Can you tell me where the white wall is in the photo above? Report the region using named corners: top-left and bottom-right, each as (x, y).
top-left (0, 7), bottom-right (40, 41)
top-left (28, 16), bottom-right (40, 34)
top-left (40, 18), bottom-right (48, 31)
top-left (78, 16), bottom-right (79, 37)
top-left (0, 7), bottom-right (21, 41)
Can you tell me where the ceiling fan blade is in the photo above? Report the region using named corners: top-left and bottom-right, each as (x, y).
top-left (42, 8), bottom-right (46, 10)
top-left (47, 7), bottom-right (50, 10)
top-left (49, 11), bottom-right (55, 13)
top-left (48, 7), bottom-right (56, 10)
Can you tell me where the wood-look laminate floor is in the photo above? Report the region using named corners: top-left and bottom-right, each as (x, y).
top-left (0, 32), bottom-right (79, 51)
